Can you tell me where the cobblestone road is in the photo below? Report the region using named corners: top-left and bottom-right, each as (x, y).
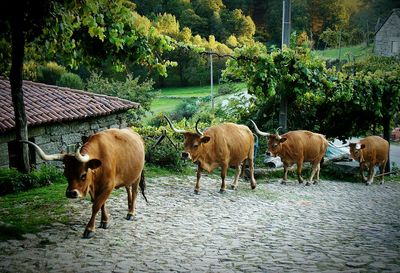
top-left (1, 175), bottom-right (400, 273)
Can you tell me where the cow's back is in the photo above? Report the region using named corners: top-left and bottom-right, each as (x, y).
top-left (205, 123), bottom-right (254, 165)
top-left (282, 130), bottom-right (328, 163)
top-left (83, 128), bottom-right (145, 186)
top-left (360, 136), bottom-right (389, 163)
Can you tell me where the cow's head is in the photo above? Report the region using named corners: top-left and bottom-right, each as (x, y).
top-left (266, 134), bottom-right (287, 157)
top-left (349, 142), bottom-right (366, 161)
top-left (164, 115), bottom-right (210, 162)
top-left (250, 120), bottom-right (285, 156)
top-left (21, 140), bottom-right (101, 199)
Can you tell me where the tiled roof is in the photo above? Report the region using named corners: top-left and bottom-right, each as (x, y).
top-left (0, 78), bottom-right (139, 132)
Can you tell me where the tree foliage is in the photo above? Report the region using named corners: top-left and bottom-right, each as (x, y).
top-left (224, 44), bottom-right (400, 140)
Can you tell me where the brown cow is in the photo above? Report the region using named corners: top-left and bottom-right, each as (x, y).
top-left (251, 120), bottom-right (328, 185)
top-left (349, 136), bottom-right (389, 185)
top-left (22, 128), bottom-right (147, 238)
top-left (164, 115), bottom-right (256, 194)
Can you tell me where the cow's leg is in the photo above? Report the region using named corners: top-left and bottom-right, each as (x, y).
top-left (360, 162), bottom-right (367, 182)
top-left (281, 163), bottom-right (289, 184)
top-left (366, 162), bottom-right (376, 185)
top-left (308, 162), bottom-right (319, 185)
top-left (315, 163), bottom-right (321, 183)
top-left (194, 165), bottom-right (203, 194)
top-left (247, 156), bottom-right (256, 189)
top-left (83, 189), bottom-right (112, 239)
top-left (297, 161), bottom-right (305, 185)
top-left (99, 204), bottom-right (109, 229)
top-left (127, 182), bottom-right (139, 220)
top-left (379, 159), bottom-right (388, 184)
top-left (220, 164), bottom-right (228, 193)
top-left (231, 164), bottom-right (242, 190)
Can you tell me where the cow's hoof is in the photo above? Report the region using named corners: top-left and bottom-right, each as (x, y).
top-left (380, 181), bottom-right (384, 185)
top-left (194, 189), bottom-right (200, 195)
top-left (305, 182), bottom-right (311, 186)
top-left (280, 181), bottom-right (287, 185)
top-left (251, 184), bottom-right (256, 190)
top-left (82, 229), bottom-right (95, 239)
top-left (313, 181), bottom-right (318, 185)
top-left (231, 185), bottom-right (237, 190)
top-left (99, 222), bottom-right (109, 229)
top-left (126, 214), bottom-right (136, 221)
top-left (365, 182), bottom-right (372, 186)
top-left (219, 189), bottom-right (226, 194)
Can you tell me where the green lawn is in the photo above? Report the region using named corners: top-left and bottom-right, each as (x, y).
top-left (315, 44), bottom-right (373, 60)
top-left (159, 85), bottom-right (214, 98)
top-left (148, 83), bottom-right (247, 120)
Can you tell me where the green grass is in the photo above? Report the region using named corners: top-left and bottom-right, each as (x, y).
top-left (159, 85), bottom-right (214, 98)
top-left (0, 182), bottom-right (69, 240)
top-left (315, 44), bottom-right (373, 60)
top-left (148, 83), bottom-right (246, 119)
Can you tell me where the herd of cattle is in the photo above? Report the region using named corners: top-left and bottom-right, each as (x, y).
top-left (22, 117), bottom-right (390, 238)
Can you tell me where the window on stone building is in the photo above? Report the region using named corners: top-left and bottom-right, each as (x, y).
top-left (392, 41), bottom-right (399, 54)
top-left (8, 138), bottom-right (36, 169)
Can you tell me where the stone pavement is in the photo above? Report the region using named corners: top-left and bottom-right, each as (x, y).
top-left (1, 174), bottom-right (400, 273)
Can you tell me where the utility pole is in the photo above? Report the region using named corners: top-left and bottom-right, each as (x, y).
top-left (210, 53), bottom-right (214, 111)
top-left (279, 0), bottom-right (291, 132)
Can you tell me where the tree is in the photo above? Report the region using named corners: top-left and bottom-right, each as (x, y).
top-left (0, 0), bottom-right (174, 173)
top-left (0, 0), bottom-right (60, 173)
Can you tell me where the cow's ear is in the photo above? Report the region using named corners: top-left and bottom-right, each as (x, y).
top-left (360, 144), bottom-right (366, 149)
top-left (87, 159), bottom-right (102, 170)
top-left (200, 136), bottom-right (211, 144)
top-left (279, 137), bottom-right (287, 143)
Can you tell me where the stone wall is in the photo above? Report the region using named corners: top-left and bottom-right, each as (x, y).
top-left (0, 112), bottom-right (128, 169)
top-left (374, 12), bottom-right (400, 57)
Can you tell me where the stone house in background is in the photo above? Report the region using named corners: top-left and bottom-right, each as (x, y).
top-left (374, 8), bottom-right (400, 57)
top-left (0, 77), bottom-right (139, 169)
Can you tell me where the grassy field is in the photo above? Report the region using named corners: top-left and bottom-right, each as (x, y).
top-left (315, 44), bottom-right (373, 60)
top-left (148, 83), bottom-right (246, 121)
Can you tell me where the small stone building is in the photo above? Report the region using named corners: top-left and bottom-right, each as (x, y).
top-left (374, 8), bottom-right (400, 57)
top-left (0, 78), bottom-right (139, 169)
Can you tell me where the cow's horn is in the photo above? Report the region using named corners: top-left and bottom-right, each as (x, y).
top-left (275, 126), bottom-right (282, 140)
top-left (74, 145), bottom-right (90, 162)
top-left (195, 119), bottom-right (203, 136)
top-left (164, 115), bottom-right (186, 134)
top-left (250, 120), bottom-right (270, 137)
top-left (20, 140), bottom-right (65, 161)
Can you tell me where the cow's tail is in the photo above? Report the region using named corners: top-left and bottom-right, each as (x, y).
top-left (139, 170), bottom-right (149, 204)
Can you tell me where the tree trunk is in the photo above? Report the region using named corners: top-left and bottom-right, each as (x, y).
top-left (10, 2), bottom-right (30, 173)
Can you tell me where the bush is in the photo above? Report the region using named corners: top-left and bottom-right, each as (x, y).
top-left (0, 165), bottom-right (66, 196)
top-left (87, 73), bottom-right (158, 122)
top-left (57, 72), bottom-right (85, 90)
top-left (218, 82), bottom-right (240, 96)
top-left (133, 125), bottom-right (186, 171)
top-left (170, 98), bottom-right (198, 120)
top-left (37, 62), bottom-right (67, 85)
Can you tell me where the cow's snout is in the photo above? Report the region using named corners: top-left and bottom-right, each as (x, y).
top-left (266, 152), bottom-right (271, 156)
top-left (66, 189), bottom-right (79, 199)
top-left (181, 152), bottom-right (189, 159)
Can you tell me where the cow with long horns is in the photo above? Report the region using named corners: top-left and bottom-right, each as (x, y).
top-left (22, 128), bottom-right (147, 238)
top-left (251, 120), bottom-right (328, 185)
top-left (164, 115), bottom-right (256, 194)
top-left (349, 136), bottom-right (389, 185)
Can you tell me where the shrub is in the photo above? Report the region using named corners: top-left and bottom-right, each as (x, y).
top-left (87, 73), bottom-right (158, 122)
top-left (57, 72), bottom-right (85, 90)
top-left (218, 83), bottom-right (240, 95)
top-left (170, 98), bottom-right (198, 120)
top-left (37, 62), bottom-right (67, 85)
top-left (133, 125), bottom-right (186, 171)
top-left (0, 165), bottom-right (66, 196)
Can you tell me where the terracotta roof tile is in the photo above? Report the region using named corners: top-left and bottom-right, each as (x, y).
top-left (0, 78), bottom-right (139, 132)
